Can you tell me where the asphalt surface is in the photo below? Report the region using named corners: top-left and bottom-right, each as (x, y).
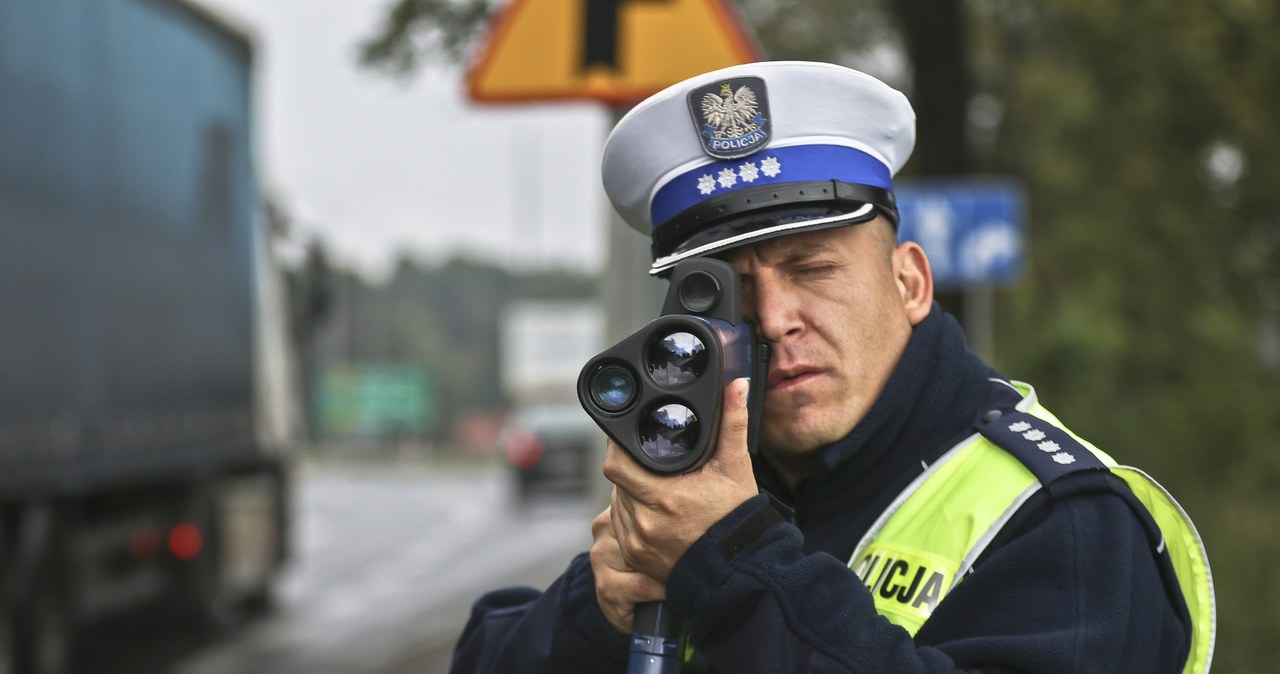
top-left (82, 457), bottom-right (596, 674)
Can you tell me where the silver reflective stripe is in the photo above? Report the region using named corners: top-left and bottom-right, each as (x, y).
top-left (952, 482), bottom-right (1042, 589)
top-left (936, 377), bottom-right (1041, 587)
top-left (1117, 466), bottom-right (1217, 672)
top-left (846, 380), bottom-right (1031, 569)
top-left (1009, 379), bottom-right (1038, 412)
top-left (847, 432), bottom-right (983, 567)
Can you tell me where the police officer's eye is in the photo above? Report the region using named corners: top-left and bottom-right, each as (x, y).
top-left (794, 263), bottom-right (836, 278)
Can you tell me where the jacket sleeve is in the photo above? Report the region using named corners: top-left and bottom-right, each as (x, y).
top-left (665, 486), bottom-right (1191, 673)
top-left (449, 552), bottom-right (630, 674)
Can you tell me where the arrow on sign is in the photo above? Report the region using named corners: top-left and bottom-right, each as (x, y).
top-left (468, 0), bottom-right (759, 104)
top-left (895, 178), bottom-right (1028, 289)
top-left (582, 0), bottom-right (671, 71)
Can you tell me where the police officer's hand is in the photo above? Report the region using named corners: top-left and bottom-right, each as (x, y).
top-left (603, 378), bottom-right (757, 584)
top-left (590, 504), bottom-right (666, 633)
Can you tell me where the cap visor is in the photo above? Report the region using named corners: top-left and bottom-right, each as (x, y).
top-left (650, 203), bottom-right (878, 275)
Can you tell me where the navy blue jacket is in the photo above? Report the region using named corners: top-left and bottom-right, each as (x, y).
top-left (450, 306), bottom-right (1191, 673)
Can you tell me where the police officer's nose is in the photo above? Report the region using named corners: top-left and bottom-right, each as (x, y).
top-left (750, 278), bottom-right (804, 344)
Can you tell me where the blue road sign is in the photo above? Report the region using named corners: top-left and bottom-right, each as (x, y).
top-left (896, 179), bottom-right (1027, 289)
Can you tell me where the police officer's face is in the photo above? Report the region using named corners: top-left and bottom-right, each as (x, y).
top-left (723, 219), bottom-right (933, 475)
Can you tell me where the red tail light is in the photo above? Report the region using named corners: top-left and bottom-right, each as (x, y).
top-left (169, 522), bottom-right (204, 560)
top-left (506, 432), bottom-right (544, 469)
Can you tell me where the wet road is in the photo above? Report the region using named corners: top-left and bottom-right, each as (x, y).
top-left (89, 458), bottom-right (596, 674)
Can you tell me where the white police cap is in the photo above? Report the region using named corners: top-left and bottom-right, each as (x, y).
top-left (601, 61), bottom-right (916, 275)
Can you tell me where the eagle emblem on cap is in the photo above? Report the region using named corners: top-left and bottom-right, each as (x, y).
top-left (688, 76), bottom-right (771, 160)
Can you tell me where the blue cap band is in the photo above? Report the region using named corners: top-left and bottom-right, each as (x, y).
top-left (650, 144), bottom-right (892, 229)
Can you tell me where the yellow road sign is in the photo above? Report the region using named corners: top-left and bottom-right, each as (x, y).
top-left (468, 0), bottom-right (761, 105)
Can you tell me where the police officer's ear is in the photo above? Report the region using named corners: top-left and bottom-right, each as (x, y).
top-left (894, 240), bottom-right (933, 327)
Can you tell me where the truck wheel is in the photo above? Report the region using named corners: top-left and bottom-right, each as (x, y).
top-left (9, 506), bottom-right (76, 674)
top-left (12, 596), bottom-right (70, 674)
top-left (27, 588), bottom-right (72, 674)
top-left (11, 558), bottom-right (74, 674)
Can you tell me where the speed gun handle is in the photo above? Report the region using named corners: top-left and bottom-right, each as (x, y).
top-left (628, 601), bottom-right (685, 674)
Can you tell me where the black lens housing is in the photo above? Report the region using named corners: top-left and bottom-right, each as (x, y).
top-left (577, 258), bottom-right (768, 474)
top-left (587, 363), bottom-right (639, 412)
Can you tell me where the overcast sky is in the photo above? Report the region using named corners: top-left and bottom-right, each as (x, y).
top-left (198, 0), bottom-right (611, 279)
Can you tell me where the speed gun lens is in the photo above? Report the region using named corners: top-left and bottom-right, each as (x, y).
top-left (589, 364), bottom-right (637, 412)
top-left (647, 331), bottom-right (707, 387)
top-left (639, 403), bottom-right (700, 463)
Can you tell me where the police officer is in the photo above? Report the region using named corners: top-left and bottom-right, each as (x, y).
top-left (450, 61), bottom-right (1214, 674)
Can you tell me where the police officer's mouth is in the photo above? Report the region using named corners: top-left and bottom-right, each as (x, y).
top-left (768, 366), bottom-right (822, 391)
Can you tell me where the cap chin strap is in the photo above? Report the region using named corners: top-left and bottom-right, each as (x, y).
top-left (649, 203), bottom-right (875, 275)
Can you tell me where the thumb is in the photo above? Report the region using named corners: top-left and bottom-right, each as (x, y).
top-left (710, 377), bottom-right (752, 474)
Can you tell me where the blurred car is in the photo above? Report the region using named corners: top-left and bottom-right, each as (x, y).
top-left (502, 403), bottom-right (602, 500)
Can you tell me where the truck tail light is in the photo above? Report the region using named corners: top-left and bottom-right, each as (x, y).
top-left (168, 522), bottom-right (204, 560)
top-left (506, 432), bottom-right (544, 469)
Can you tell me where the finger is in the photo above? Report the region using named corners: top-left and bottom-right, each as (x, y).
top-left (601, 437), bottom-right (621, 480)
top-left (706, 377), bottom-right (752, 477)
top-left (591, 513), bottom-right (625, 574)
top-left (591, 504), bottom-right (612, 540)
top-left (602, 438), bottom-right (636, 488)
top-left (612, 486), bottom-right (657, 570)
top-left (612, 483), bottom-right (644, 537)
top-left (603, 437), bottom-right (654, 498)
top-left (593, 565), bottom-right (667, 633)
top-left (609, 488), bottom-right (630, 561)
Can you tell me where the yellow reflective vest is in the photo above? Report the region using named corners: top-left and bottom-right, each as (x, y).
top-left (848, 382), bottom-right (1215, 673)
